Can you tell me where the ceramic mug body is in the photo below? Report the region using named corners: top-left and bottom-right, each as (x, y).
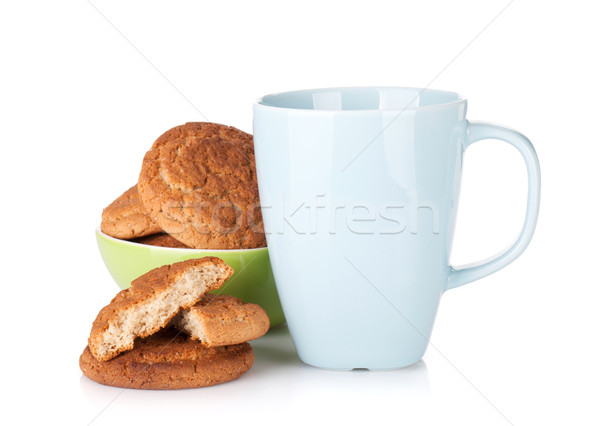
top-left (253, 87), bottom-right (540, 370)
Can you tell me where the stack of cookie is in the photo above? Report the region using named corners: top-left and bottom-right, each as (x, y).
top-left (80, 257), bottom-right (270, 389)
top-left (101, 122), bottom-right (266, 250)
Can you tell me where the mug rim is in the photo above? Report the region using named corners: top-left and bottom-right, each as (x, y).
top-left (255, 86), bottom-right (467, 113)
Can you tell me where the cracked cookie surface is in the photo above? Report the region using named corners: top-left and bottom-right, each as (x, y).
top-left (88, 257), bottom-right (233, 361)
top-left (137, 122), bottom-right (266, 249)
top-left (80, 327), bottom-right (253, 389)
top-left (101, 185), bottom-right (162, 239)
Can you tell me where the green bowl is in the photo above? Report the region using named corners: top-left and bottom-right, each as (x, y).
top-left (95, 228), bottom-right (285, 327)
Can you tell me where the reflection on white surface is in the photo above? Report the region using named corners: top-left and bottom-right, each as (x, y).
top-left (252, 324), bottom-right (431, 393)
top-left (80, 324), bottom-right (431, 418)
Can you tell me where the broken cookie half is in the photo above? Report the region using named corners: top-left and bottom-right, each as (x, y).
top-left (173, 293), bottom-right (270, 347)
top-left (82, 257), bottom-right (272, 389)
top-left (88, 257), bottom-right (233, 362)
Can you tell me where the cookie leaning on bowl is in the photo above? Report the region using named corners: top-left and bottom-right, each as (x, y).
top-left (101, 185), bottom-right (162, 239)
top-left (137, 122), bottom-right (266, 250)
top-left (88, 257), bottom-right (233, 362)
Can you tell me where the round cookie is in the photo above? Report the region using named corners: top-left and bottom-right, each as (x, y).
top-left (137, 122), bottom-right (266, 249)
top-left (132, 233), bottom-right (190, 248)
top-left (101, 185), bottom-right (162, 239)
top-left (80, 328), bottom-right (254, 389)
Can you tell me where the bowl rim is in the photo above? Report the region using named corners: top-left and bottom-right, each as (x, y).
top-left (96, 227), bottom-right (269, 253)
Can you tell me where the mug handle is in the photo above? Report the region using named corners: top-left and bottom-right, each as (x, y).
top-left (446, 121), bottom-right (541, 290)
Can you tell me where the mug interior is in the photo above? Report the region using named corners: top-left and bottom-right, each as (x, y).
top-left (259, 87), bottom-right (465, 111)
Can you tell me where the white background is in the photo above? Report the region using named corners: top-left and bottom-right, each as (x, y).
top-left (1, 0), bottom-right (598, 425)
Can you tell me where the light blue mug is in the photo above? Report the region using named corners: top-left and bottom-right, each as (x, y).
top-left (253, 87), bottom-right (540, 370)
